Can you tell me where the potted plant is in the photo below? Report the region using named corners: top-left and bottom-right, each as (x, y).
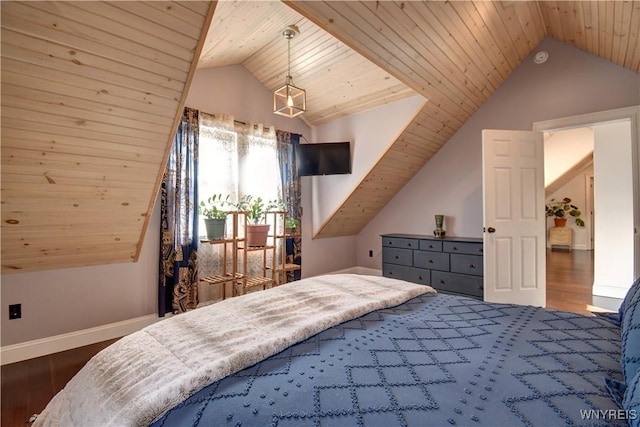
top-left (236, 195), bottom-right (284, 246)
top-left (285, 217), bottom-right (299, 235)
top-left (198, 194), bottom-right (231, 240)
top-left (545, 197), bottom-right (585, 227)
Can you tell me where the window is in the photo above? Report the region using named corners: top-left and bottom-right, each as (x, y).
top-left (198, 113), bottom-right (282, 236)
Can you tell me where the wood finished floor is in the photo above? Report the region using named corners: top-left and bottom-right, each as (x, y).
top-left (545, 248), bottom-right (594, 315)
top-left (1, 250), bottom-right (594, 426)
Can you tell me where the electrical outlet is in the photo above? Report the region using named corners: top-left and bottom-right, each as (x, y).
top-left (9, 304), bottom-right (21, 320)
top-left (369, 250), bottom-right (373, 257)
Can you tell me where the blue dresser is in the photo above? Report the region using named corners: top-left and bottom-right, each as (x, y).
top-left (381, 233), bottom-right (484, 299)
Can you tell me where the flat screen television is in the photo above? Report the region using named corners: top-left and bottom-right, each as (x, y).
top-left (295, 142), bottom-right (351, 176)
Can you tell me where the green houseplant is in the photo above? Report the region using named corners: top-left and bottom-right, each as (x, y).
top-left (236, 195), bottom-right (284, 246)
top-left (545, 197), bottom-right (585, 227)
top-left (285, 217), bottom-right (299, 235)
top-left (199, 194), bottom-right (231, 240)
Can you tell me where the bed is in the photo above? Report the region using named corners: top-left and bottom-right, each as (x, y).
top-left (34, 274), bottom-right (640, 427)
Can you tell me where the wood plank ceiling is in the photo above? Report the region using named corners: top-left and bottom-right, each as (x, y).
top-left (284, 0), bottom-right (640, 238)
top-left (1, 1), bottom-right (215, 273)
top-left (198, 1), bottom-right (414, 126)
top-left (198, 0), bottom-right (639, 239)
top-left (1, 1), bottom-right (638, 272)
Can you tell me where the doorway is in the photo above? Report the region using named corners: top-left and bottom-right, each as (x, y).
top-left (534, 106), bottom-right (639, 312)
top-left (542, 126), bottom-right (595, 313)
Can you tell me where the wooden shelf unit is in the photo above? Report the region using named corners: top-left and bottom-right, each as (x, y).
top-left (199, 211), bottom-right (300, 299)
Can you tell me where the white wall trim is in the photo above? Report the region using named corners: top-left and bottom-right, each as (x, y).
top-left (1, 314), bottom-right (162, 365)
top-left (533, 105), bottom-right (640, 133)
top-left (593, 284), bottom-right (628, 300)
top-left (325, 266), bottom-right (382, 276)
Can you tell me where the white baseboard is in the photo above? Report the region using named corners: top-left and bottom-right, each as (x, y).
top-left (593, 284), bottom-right (628, 300)
top-left (326, 266), bottom-right (382, 276)
top-left (1, 314), bottom-right (161, 366)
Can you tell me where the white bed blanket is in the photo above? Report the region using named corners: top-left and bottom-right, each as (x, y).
top-left (34, 274), bottom-right (434, 426)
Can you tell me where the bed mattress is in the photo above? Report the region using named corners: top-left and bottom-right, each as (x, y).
top-left (153, 292), bottom-right (624, 426)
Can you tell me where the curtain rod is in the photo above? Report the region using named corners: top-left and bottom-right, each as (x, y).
top-left (199, 109), bottom-right (307, 141)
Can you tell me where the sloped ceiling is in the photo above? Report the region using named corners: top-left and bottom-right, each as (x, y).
top-left (1, 1), bottom-right (215, 273)
top-left (1, 1), bottom-right (639, 272)
top-left (287, 0), bottom-right (640, 238)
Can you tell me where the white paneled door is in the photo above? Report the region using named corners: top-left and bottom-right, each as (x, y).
top-left (482, 130), bottom-right (546, 307)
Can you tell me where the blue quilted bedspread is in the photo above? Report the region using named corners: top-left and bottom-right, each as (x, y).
top-left (152, 293), bottom-right (624, 426)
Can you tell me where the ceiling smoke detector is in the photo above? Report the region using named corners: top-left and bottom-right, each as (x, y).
top-left (533, 50), bottom-right (549, 64)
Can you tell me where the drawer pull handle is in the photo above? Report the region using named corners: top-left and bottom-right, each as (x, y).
top-left (452, 246), bottom-right (458, 251)
top-left (469, 264), bottom-right (476, 268)
top-left (389, 271), bottom-right (393, 275)
top-left (395, 255), bottom-right (399, 259)
top-left (418, 276), bottom-right (423, 280)
top-left (478, 248), bottom-right (483, 253)
top-left (479, 286), bottom-right (484, 290)
top-left (440, 279), bottom-right (446, 284)
top-left (407, 243), bottom-right (412, 247)
top-left (388, 241), bottom-right (393, 245)
top-left (429, 260), bottom-right (434, 263)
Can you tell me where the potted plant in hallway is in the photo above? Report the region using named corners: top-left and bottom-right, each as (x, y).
top-left (545, 197), bottom-right (585, 227)
top-left (199, 194), bottom-right (231, 240)
top-left (236, 195), bottom-right (284, 247)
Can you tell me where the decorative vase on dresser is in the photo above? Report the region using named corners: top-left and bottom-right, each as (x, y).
top-left (381, 233), bottom-right (484, 299)
top-left (433, 214), bottom-right (445, 237)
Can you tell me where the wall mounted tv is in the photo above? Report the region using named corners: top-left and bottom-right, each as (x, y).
top-left (296, 142), bottom-right (352, 176)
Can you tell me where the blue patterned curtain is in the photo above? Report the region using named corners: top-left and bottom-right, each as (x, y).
top-left (276, 131), bottom-right (302, 281)
top-left (159, 107), bottom-right (199, 316)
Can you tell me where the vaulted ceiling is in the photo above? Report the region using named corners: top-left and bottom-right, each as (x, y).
top-left (2, 1), bottom-right (639, 272)
top-left (200, 0), bottom-right (639, 238)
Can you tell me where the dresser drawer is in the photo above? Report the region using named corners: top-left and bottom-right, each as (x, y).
top-left (443, 241), bottom-right (483, 256)
top-left (414, 251), bottom-right (449, 272)
top-left (419, 240), bottom-right (443, 252)
top-left (431, 271), bottom-right (483, 297)
top-left (450, 254), bottom-right (483, 276)
top-left (381, 234), bottom-right (483, 300)
top-left (383, 264), bottom-right (430, 285)
top-left (382, 247), bottom-right (413, 266)
top-left (382, 237), bottom-right (420, 249)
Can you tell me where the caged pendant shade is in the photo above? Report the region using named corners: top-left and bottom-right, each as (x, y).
top-left (274, 26), bottom-right (306, 118)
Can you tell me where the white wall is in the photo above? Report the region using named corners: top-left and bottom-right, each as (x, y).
top-left (356, 37), bottom-right (640, 270)
top-left (593, 121), bottom-right (635, 298)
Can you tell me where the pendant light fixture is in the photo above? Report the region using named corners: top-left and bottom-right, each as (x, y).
top-left (274, 26), bottom-right (306, 118)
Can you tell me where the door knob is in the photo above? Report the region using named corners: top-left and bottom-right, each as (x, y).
top-left (487, 227), bottom-right (496, 233)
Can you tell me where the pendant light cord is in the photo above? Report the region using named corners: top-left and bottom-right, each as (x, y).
top-left (287, 36), bottom-right (292, 81)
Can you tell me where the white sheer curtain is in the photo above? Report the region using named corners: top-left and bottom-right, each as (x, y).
top-left (198, 113), bottom-right (281, 225)
top-left (197, 113), bottom-right (283, 301)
